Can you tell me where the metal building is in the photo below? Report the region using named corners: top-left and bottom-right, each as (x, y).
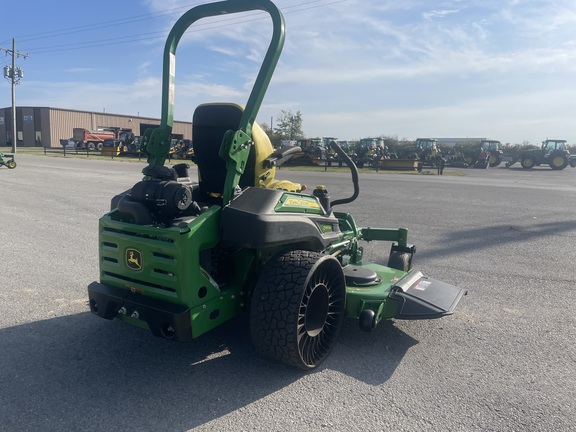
top-left (434, 137), bottom-right (486, 147)
top-left (0, 106), bottom-right (192, 148)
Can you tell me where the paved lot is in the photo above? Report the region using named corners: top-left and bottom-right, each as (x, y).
top-left (1, 155), bottom-right (575, 431)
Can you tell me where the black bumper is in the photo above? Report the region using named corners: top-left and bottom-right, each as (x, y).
top-left (87, 282), bottom-right (192, 342)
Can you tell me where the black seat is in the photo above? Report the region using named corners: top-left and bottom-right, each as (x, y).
top-left (192, 102), bottom-right (302, 204)
top-left (192, 103), bottom-right (244, 202)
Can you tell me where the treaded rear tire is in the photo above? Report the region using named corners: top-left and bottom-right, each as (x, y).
top-left (250, 250), bottom-right (346, 370)
top-left (521, 157), bottom-right (535, 169)
top-left (489, 153), bottom-right (502, 167)
top-left (550, 154), bottom-right (568, 170)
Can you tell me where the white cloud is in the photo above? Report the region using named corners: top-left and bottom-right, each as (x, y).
top-left (422, 9), bottom-right (460, 20)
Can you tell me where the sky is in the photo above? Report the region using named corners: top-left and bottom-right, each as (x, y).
top-left (2, 0), bottom-right (576, 144)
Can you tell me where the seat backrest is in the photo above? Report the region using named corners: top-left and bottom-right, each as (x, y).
top-left (192, 102), bottom-right (301, 202)
top-left (192, 103), bottom-right (244, 199)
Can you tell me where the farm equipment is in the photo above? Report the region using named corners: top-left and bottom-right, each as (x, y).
top-left (101, 129), bottom-right (138, 156)
top-left (326, 140), bottom-right (350, 167)
top-left (87, 0), bottom-right (467, 370)
top-left (284, 138), bottom-right (325, 166)
top-left (399, 138), bottom-right (443, 168)
top-left (478, 140), bottom-right (503, 168)
top-left (0, 152), bottom-right (16, 169)
top-left (465, 140), bottom-right (504, 169)
top-left (445, 140), bottom-right (503, 169)
top-left (352, 138), bottom-right (381, 168)
top-left (169, 140), bottom-right (194, 160)
top-left (506, 139), bottom-right (575, 170)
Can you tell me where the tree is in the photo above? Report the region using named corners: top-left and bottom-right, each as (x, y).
top-left (260, 122), bottom-right (283, 148)
top-left (274, 110), bottom-right (304, 143)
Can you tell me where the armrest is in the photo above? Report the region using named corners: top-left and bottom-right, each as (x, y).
top-left (262, 145), bottom-right (303, 168)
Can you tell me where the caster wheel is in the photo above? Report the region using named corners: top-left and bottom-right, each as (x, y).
top-left (359, 309), bottom-right (375, 332)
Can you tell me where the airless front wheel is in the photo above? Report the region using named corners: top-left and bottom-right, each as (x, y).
top-left (6, 160), bottom-right (16, 169)
top-left (250, 250), bottom-right (346, 369)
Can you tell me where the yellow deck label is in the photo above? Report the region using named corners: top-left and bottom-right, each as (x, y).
top-left (284, 198), bottom-right (320, 208)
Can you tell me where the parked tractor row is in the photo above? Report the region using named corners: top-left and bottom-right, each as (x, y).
top-left (282, 137), bottom-right (498, 171)
top-left (61, 127), bottom-right (193, 159)
top-left (63, 126), bottom-right (575, 172)
top-left (374, 138), bottom-right (574, 171)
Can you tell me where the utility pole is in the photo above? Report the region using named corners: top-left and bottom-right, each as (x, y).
top-left (1, 39), bottom-right (28, 153)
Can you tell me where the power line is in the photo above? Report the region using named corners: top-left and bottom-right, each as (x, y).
top-left (21, 10), bottom-right (266, 53)
top-left (22, 11), bottom-right (266, 54)
top-left (14, 2), bottom-right (206, 42)
top-left (15, 0), bottom-right (350, 54)
top-left (15, 0), bottom-right (337, 41)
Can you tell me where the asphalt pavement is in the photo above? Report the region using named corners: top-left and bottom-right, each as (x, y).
top-left (1, 155), bottom-right (575, 431)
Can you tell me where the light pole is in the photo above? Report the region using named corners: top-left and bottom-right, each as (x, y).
top-left (1, 39), bottom-right (27, 153)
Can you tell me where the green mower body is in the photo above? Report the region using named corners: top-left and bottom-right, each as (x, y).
top-left (0, 152), bottom-right (16, 169)
top-left (88, 0), bottom-right (466, 369)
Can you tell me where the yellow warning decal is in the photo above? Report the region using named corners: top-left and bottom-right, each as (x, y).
top-left (284, 198), bottom-right (320, 208)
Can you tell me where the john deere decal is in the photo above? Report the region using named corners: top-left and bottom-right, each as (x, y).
top-left (126, 249), bottom-right (142, 270)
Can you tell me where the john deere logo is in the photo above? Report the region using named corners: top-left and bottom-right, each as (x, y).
top-left (126, 249), bottom-right (142, 270)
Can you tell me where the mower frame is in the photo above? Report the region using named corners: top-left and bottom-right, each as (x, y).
top-left (88, 0), bottom-right (466, 370)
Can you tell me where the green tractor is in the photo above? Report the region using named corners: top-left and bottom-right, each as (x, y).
top-left (506, 139), bottom-right (576, 170)
top-left (476, 140), bottom-right (503, 168)
top-left (0, 152), bottom-right (16, 169)
top-left (353, 138), bottom-right (381, 167)
top-left (399, 138), bottom-right (443, 167)
top-left (87, 0), bottom-right (466, 370)
top-left (286, 137), bottom-right (326, 166)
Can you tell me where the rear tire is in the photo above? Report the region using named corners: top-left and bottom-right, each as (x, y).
top-left (489, 153), bottom-right (502, 167)
top-left (550, 155), bottom-right (568, 170)
top-left (521, 157), bottom-right (535, 169)
top-left (250, 250), bottom-right (346, 370)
